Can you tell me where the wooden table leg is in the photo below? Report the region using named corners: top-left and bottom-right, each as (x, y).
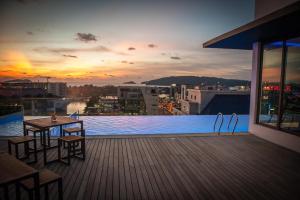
top-left (42, 129), bottom-right (47, 165)
top-left (33, 139), bottom-right (37, 163)
top-left (33, 172), bottom-right (40, 200)
top-left (58, 178), bottom-right (63, 200)
top-left (60, 125), bottom-right (63, 137)
top-left (4, 185), bottom-right (9, 200)
top-left (80, 122), bottom-right (84, 136)
top-left (23, 122), bottom-right (26, 136)
top-left (16, 183), bottom-right (21, 200)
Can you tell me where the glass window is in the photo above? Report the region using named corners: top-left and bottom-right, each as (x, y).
top-left (280, 37), bottom-right (300, 134)
top-left (258, 42), bottom-right (283, 126)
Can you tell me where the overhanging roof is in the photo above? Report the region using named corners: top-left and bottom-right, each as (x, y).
top-left (203, 1), bottom-right (300, 50)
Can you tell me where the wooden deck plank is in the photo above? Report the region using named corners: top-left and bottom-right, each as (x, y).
top-left (0, 134), bottom-right (299, 200)
top-left (121, 138), bottom-right (135, 200)
top-left (142, 138), bottom-right (182, 200)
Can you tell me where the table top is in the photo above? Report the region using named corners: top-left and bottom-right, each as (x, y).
top-left (24, 116), bottom-right (82, 129)
top-left (0, 153), bottom-right (38, 185)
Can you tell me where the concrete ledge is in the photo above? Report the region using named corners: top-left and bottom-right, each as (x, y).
top-left (250, 124), bottom-right (300, 153)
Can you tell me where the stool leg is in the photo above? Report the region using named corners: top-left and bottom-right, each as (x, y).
top-left (16, 183), bottom-right (21, 200)
top-left (67, 143), bottom-right (71, 165)
top-left (58, 139), bottom-right (61, 161)
top-left (4, 185), bottom-right (9, 200)
top-left (72, 142), bottom-right (75, 156)
top-left (45, 185), bottom-right (49, 200)
top-left (33, 139), bottom-right (37, 163)
top-left (8, 141), bottom-right (11, 154)
top-left (24, 141), bottom-right (29, 159)
top-left (63, 130), bottom-right (66, 148)
top-left (15, 144), bottom-right (19, 159)
top-left (47, 130), bottom-right (51, 147)
top-left (28, 190), bottom-right (34, 200)
top-left (82, 139), bottom-right (86, 160)
top-left (39, 131), bottom-right (43, 146)
top-left (58, 178), bottom-right (63, 200)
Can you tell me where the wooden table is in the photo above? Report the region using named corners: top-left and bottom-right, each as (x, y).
top-left (0, 153), bottom-right (40, 200)
top-left (23, 116), bottom-right (83, 165)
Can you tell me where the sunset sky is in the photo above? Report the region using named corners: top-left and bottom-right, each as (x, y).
top-left (0, 0), bottom-right (254, 85)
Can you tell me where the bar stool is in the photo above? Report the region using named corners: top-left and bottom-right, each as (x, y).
top-left (7, 136), bottom-right (37, 164)
top-left (25, 127), bottom-right (51, 147)
top-left (62, 127), bottom-right (85, 148)
top-left (62, 127), bottom-right (85, 136)
top-left (17, 169), bottom-right (63, 200)
top-left (58, 136), bottom-right (85, 165)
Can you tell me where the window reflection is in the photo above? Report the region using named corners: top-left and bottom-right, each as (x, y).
top-left (259, 42), bottom-right (283, 126)
top-left (281, 37), bottom-right (300, 134)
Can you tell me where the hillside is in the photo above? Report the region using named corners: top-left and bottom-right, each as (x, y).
top-left (142, 76), bottom-right (250, 87)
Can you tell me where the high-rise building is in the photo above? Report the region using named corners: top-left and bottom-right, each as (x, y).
top-left (117, 84), bottom-right (159, 115)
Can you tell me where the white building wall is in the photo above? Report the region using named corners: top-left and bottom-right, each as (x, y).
top-left (249, 42), bottom-right (300, 153)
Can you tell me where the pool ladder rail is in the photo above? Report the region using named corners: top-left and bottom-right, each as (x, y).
top-left (213, 112), bottom-right (224, 135)
top-left (213, 113), bottom-right (239, 135)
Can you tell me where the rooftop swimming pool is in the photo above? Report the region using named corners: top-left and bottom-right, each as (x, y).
top-left (0, 115), bottom-right (249, 136)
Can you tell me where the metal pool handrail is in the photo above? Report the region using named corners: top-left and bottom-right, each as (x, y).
top-left (69, 110), bottom-right (80, 120)
top-left (227, 113), bottom-right (239, 135)
top-left (213, 112), bottom-right (224, 135)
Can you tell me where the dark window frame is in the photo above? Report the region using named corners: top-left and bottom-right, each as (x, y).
top-left (256, 38), bottom-right (299, 136)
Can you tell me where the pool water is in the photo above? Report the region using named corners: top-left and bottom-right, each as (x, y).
top-left (0, 115), bottom-right (249, 136)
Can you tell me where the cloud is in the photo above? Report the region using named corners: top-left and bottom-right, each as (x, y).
top-left (34, 45), bottom-right (127, 55)
top-left (148, 44), bottom-right (157, 48)
top-left (170, 56), bottom-right (181, 60)
top-left (63, 54), bottom-right (78, 58)
top-left (128, 47), bottom-right (136, 51)
top-left (121, 60), bottom-right (128, 63)
top-left (26, 31), bottom-right (34, 35)
top-left (104, 74), bottom-right (115, 77)
top-left (75, 33), bottom-right (97, 42)
top-left (15, 0), bottom-right (36, 4)
top-left (129, 62), bottom-right (134, 64)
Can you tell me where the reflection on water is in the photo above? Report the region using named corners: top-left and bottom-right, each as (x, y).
top-left (19, 98), bottom-right (87, 116)
top-left (67, 102), bottom-right (87, 114)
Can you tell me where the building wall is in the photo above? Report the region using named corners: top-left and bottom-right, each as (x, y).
top-left (255, 0), bottom-right (299, 19)
top-left (249, 42), bottom-right (300, 153)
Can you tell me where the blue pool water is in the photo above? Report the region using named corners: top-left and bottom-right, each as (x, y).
top-left (0, 115), bottom-right (249, 136)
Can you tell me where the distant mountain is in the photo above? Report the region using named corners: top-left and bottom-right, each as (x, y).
top-left (123, 81), bottom-right (136, 84)
top-left (142, 76), bottom-right (250, 87)
top-left (4, 79), bottom-right (32, 83)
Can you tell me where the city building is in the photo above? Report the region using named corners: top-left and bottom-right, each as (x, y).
top-left (204, 0), bottom-right (300, 152)
top-left (98, 96), bottom-right (120, 113)
top-left (180, 85), bottom-right (250, 115)
top-left (117, 84), bottom-right (159, 115)
top-left (0, 80), bottom-right (67, 97)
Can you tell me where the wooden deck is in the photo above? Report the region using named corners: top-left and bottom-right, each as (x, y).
top-left (0, 134), bottom-right (300, 200)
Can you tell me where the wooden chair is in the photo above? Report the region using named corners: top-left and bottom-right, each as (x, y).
top-left (58, 136), bottom-right (85, 165)
top-left (17, 169), bottom-right (63, 200)
top-left (8, 136), bottom-right (37, 164)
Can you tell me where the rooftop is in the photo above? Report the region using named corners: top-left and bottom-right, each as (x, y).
top-left (203, 1), bottom-right (300, 50)
top-left (1, 134), bottom-right (299, 200)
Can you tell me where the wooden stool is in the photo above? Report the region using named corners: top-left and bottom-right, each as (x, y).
top-left (17, 169), bottom-right (63, 200)
top-left (62, 127), bottom-right (85, 148)
top-left (58, 136), bottom-right (85, 165)
top-left (25, 127), bottom-right (51, 147)
top-left (63, 127), bottom-right (85, 136)
top-left (8, 136), bottom-right (37, 164)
